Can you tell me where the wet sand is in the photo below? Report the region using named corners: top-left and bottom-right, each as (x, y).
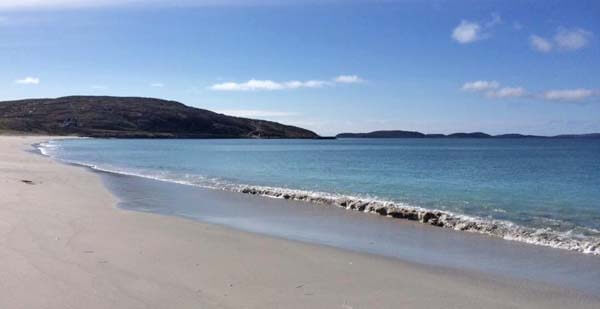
top-left (1, 135), bottom-right (598, 308)
top-left (104, 171), bottom-right (600, 295)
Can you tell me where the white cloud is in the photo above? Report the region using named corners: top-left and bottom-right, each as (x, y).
top-left (287, 80), bottom-right (331, 88)
top-left (452, 14), bottom-right (502, 44)
top-left (542, 89), bottom-right (595, 101)
top-left (210, 79), bottom-right (329, 91)
top-left (91, 85), bottom-right (108, 89)
top-left (334, 75), bottom-right (364, 84)
top-left (487, 87), bottom-right (526, 98)
top-left (463, 81), bottom-right (597, 102)
top-left (150, 82), bottom-right (165, 87)
top-left (461, 80), bottom-right (499, 92)
top-left (210, 75), bottom-right (363, 91)
top-left (452, 20), bottom-right (482, 44)
top-left (554, 27), bottom-right (592, 51)
top-left (530, 35), bottom-right (553, 52)
top-left (216, 109), bottom-right (297, 118)
top-left (282, 81), bottom-right (303, 89)
top-left (306, 80), bottom-right (330, 87)
top-left (530, 27), bottom-right (593, 53)
top-left (211, 79), bottom-right (285, 91)
top-left (463, 81), bottom-right (525, 99)
top-left (15, 76), bottom-right (40, 85)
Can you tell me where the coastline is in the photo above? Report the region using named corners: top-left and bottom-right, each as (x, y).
top-left (37, 138), bottom-right (600, 256)
top-left (1, 136), bottom-right (599, 308)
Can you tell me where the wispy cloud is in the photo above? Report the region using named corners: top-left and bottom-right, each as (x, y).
top-left (91, 85), bottom-right (108, 90)
top-left (451, 13), bottom-right (501, 44)
top-left (285, 80), bottom-right (331, 89)
top-left (210, 79), bottom-right (315, 91)
top-left (462, 80), bottom-right (597, 102)
top-left (530, 27), bottom-right (593, 53)
top-left (150, 82), bottom-right (165, 88)
top-left (15, 76), bottom-right (40, 85)
top-left (210, 75), bottom-right (363, 91)
top-left (452, 20), bottom-right (482, 44)
top-left (530, 35), bottom-right (552, 53)
top-left (486, 87), bottom-right (526, 99)
top-left (215, 109), bottom-right (297, 118)
top-left (542, 89), bottom-right (596, 101)
top-left (210, 80), bottom-right (276, 91)
top-left (461, 80), bottom-right (499, 92)
top-left (334, 75), bottom-right (364, 84)
top-left (554, 27), bottom-right (593, 51)
top-left (485, 13), bottom-right (502, 28)
top-left (462, 80), bottom-right (527, 99)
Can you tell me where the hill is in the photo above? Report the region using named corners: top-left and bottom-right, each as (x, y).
top-left (336, 130), bottom-right (490, 138)
top-left (0, 96), bottom-right (319, 138)
top-left (336, 130), bottom-right (425, 138)
top-left (335, 130), bottom-right (600, 139)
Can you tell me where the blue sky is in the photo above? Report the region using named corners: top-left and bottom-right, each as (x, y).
top-left (1, 0), bottom-right (599, 135)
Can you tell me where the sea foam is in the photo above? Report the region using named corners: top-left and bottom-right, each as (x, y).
top-left (36, 141), bottom-right (600, 256)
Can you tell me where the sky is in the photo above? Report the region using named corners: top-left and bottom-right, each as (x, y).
top-left (1, 0), bottom-right (599, 136)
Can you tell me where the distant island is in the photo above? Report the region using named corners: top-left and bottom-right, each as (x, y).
top-left (0, 96), bottom-right (319, 138)
top-left (336, 130), bottom-right (600, 139)
top-left (3, 97), bottom-right (599, 140)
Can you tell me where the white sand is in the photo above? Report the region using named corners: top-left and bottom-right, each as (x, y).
top-left (1, 135), bottom-right (598, 308)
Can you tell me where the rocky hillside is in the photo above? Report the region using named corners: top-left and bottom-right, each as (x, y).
top-left (0, 96), bottom-right (319, 138)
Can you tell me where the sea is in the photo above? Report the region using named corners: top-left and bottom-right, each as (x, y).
top-left (38, 138), bottom-right (600, 294)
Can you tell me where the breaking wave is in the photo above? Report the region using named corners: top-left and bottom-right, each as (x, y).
top-left (36, 141), bottom-right (600, 256)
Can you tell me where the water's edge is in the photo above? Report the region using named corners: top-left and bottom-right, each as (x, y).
top-left (35, 140), bottom-right (600, 256)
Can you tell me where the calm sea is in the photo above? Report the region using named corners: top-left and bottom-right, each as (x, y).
top-left (39, 138), bottom-right (600, 255)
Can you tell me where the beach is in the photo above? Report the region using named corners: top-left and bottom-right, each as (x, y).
top-left (1, 135), bottom-right (598, 309)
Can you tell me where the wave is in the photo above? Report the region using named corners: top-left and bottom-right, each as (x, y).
top-left (36, 142), bottom-right (57, 156)
top-left (36, 141), bottom-right (600, 256)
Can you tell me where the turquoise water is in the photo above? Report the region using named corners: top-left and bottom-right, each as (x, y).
top-left (39, 138), bottom-right (600, 254)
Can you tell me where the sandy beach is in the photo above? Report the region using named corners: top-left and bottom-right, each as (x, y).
top-left (1, 135), bottom-right (598, 309)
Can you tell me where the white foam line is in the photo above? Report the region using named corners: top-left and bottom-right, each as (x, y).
top-left (36, 142), bottom-right (600, 256)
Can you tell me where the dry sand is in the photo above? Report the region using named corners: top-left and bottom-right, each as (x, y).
top-left (1, 135), bottom-right (598, 309)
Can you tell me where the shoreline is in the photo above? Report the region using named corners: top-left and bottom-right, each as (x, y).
top-left (36, 139), bottom-right (600, 256)
top-left (2, 136), bottom-right (599, 308)
top-left (96, 161), bottom-right (600, 296)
